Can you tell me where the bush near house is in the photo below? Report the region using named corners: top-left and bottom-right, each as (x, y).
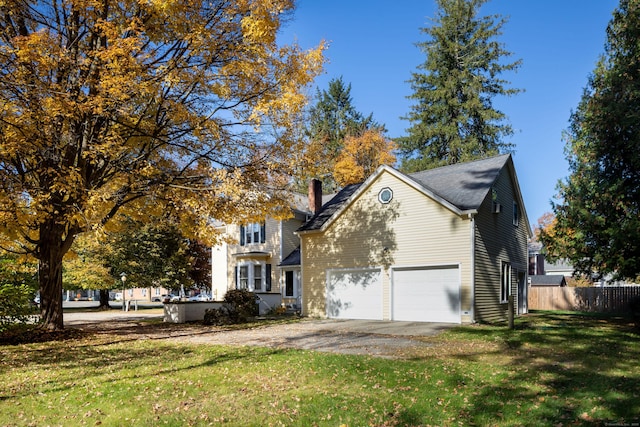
top-left (203, 289), bottom-right (258, 325)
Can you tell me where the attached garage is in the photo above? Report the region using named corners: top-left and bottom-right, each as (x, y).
top-left (326, 268), bottom-right (382, 320)
top-left (392, 266), bottom-right (461, 323)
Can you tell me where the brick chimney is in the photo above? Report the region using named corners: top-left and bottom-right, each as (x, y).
top-left (308, 179), bottom-right (322, 214)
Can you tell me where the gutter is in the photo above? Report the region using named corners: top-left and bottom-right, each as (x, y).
top-left (469, 212), bottom-right (476, 323)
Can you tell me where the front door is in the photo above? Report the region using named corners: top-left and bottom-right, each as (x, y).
top-left (284, 269), bottom-right (301, 308)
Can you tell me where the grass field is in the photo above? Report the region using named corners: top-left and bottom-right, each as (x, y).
top-left (1, 311), bottom-right (639, 426)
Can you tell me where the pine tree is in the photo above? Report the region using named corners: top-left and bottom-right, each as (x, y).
top-left (399, 0), bottom-right (521, 171)
top-left (543, 0), bottom-right (640, 281)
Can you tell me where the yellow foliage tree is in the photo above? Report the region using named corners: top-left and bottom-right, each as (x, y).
top-left (0, 0), bottom-right (325, 329)
top-left (333, 130), bottom-right (396, 186)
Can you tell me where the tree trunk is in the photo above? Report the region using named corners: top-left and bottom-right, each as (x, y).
top-left (39, 245), bottom-right (65, 330)
top-left (98, 289), bottom-right (111, 310)
top-left (38, 222), bottom-right (75, 331)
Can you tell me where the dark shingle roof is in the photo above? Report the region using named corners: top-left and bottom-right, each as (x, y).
top-left (408, 154), bottom-right (510, 211)
top-left (297, 183), bottom-right (362, 232)
top-left (279, 247), bottom-right (301, 267)
top-left (297, 154), bottom-right (511, 233)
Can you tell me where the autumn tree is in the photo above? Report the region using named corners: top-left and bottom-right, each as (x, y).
top-left (304, 77), bottom-right (383, 191)
top-left (63, 233), bottom-right (113, 309)
top-left (0, 0), bottom-right (324, 329)
top-left (547, 0), bottom-right (640, 281)
top-left (399, 0), bottom-right (521, 171)
top-left (333, 129), bottom-right (396, 186)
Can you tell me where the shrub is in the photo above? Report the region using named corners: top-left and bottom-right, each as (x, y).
top-left (203, 289), bottom-right (257, 325)
top-left (0, 283), bottom-right (39, 332)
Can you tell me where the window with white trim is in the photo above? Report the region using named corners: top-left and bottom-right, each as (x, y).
top-left (240, 223), bottom-right (265, 245)
top-left (253, 265), bottom-right (262, 291)
top-left (236, 262), bottom-right (270, 292)
top-left (238, 265), bottom-right (249, 289)
top-left (501, 262), bottom-right (511, 303)
top-left (513, 202), bottom-right (520, 226)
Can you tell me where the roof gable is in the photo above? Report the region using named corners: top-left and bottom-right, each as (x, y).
top-left (297, 154), bottom-right (523, 234)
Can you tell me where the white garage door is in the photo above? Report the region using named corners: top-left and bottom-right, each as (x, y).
top-left (326, 269), bottom-right (382, 320)
top-left (392, 266), bottom-right (460, 323)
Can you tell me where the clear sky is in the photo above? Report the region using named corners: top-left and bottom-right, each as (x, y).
top-left (280, 0), bottom-right (619, 230)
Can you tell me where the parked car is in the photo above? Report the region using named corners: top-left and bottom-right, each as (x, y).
top-left (163, 294), bottom-right (180, 302)
top-left (152, 294), bottom-right (170, 302)
top-left (188, 294), bottom-right (211, 302)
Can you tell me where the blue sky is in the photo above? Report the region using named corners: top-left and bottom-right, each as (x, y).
top-left (280, 0), bottom-right (619, 229)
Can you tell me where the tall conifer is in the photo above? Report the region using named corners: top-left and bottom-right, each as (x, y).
top-left (399, 0), bottom-right (521, 171)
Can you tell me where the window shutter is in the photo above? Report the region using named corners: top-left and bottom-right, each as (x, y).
top-left (240, 225), bottom-right (245, 246)
top-left (266, 264), bottom-right (272, 292)
top-left (260, 222), bottom-right (266, 243)
top-left (234, 265), bottom-right (238, 289)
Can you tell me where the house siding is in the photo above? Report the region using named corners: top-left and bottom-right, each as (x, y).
top-left (218, 217), bottom-right (284, 296)
top-left (473, 166), bottom-right (529, 323)
top-left (281, 215), bottom-right (304, 262)
top-left (301, 171), bottom-right (473, 321)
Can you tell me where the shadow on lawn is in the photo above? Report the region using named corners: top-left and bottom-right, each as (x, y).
top-left (453, 312), bottom-right (640, 425)
top-left (1, 324), bottom-right (285, 402)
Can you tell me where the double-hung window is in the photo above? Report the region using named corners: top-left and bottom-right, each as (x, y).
top-left (238, 265), bottom-right (249, 289)
top-left (240, 223), bottom-right (266, 245)
top-left (236, 263), bottom-right (271, 292)
top-left (253, 265), bottom-right (262, 291)
top-left (501, 262), bottom-right (512, 303)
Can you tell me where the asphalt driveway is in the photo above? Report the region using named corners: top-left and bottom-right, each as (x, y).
top-left (64, 310), bottom-right (455, 358)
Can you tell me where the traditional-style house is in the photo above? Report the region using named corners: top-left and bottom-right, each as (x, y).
top-left (210, 182), bottom-right (331, 311)
top-left (296, 154), bottom-right (531, 324)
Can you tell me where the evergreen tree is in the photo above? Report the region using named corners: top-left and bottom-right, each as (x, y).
top-left (399, 0), bottom-right (521, 171)
top-left (304, 77), bottom-right (383, 191)
top-left (543, 0), bottom-right (640, 281)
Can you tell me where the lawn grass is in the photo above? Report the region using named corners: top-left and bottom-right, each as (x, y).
top-left (1, 312), bottom-right (639, 426)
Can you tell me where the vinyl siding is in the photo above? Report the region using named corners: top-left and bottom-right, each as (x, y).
top-left (301, 170), bottom-right (473, 321)
top-left (281, 214), bottom-right (304, 262)
top-left (216, 217), bottom-right (287, 295)
top-left (474, 167), bottom-right (529, 323)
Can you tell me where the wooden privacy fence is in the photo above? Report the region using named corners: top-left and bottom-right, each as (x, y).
top-left (528, 285), bottom-right (640, 313)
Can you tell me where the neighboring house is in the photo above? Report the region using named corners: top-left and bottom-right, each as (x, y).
top-left (211, 182), bottom-right (331, 311)
top-left (529, 275), bottom-right (567, 287)
top-left (544, 259), bottom-right (575, 277)
top-left (297, 154), bottom-right (531, 324)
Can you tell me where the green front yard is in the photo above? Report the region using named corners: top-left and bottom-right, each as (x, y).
top-left (1, 312), bottom-right (639, 426)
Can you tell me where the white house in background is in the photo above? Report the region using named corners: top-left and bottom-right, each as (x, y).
top-left (210, 181), bottom-right (332, 311)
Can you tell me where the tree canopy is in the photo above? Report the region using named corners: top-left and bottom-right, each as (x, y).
top-left (303, 77), bottom-right (384, 191)
top-left (398, 0), bottom-right (521, 171)
top-left (333, 129), bottom-right (396, 186)
top-left (0, 0), bottom-right (325, 329)
top-left (542, 0), bottom-right (640, 281)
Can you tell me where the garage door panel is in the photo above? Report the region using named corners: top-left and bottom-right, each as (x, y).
top-left (327, 269), bottom-right (382, 320)
top-left (392, 266), bottom-right (460, 323)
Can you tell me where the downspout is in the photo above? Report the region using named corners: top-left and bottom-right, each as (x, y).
top-left (469, 213), bottom-right (476, 323)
